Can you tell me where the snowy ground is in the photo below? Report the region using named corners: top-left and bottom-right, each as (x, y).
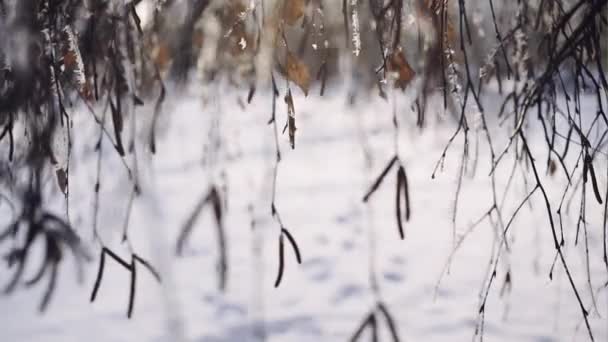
top-left (1, 83), bottom-right (607, 342)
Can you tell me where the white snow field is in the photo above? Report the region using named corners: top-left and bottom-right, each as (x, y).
top-left (0, 83), bottom-right (607, 342)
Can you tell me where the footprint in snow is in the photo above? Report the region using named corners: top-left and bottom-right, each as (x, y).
top-left (202, 294), bottom-right (246, 319)
top-left (341, 239), bottom-right (355, 251)
top-left (390, 255), bottom-right (406, 266)
top-left (331, 284), bottom-right (366, 304)
top-left (214, 301), bottom-right (246, 319)
top-left (302, 257), bottom-right (332, 282)
top-left (314, 234), bottom-right (329, 246)
top-left (383, 271), bottom-right (404, 283)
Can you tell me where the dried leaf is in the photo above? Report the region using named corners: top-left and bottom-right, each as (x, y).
top-left (548, 158), bottom-right (556, 175)
top-left (286, 52), bottom-right (311, 96)
top-left (153, 43), bottom-right (171, 71)
top-left (283, 0), bottom-right (306, 25)
top-left (247, 84), bottom-right (256, 103)
top-left (81, 81), bottom-right (93, 101)
top-left (316, 62), bottom-right (328, 96)
top-left (499, 271), bottom-right (512, 297)
top-left (193, 28), bottom-right (204, 51)
top-left (388, 50), bottom-right (415, 90)
top-left (63, 51), bottom-right (78, 70)
top-left (56, 168), bottom-right (68, 195)
top-left (109, 100), bottom-right (125, 156)
top-left (285, 89), bottom-right (296, 149)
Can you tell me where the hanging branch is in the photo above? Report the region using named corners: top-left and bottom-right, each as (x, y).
top-left (362, 154), bottom-right (412, 240)
top-left (583, 154), bottom-right (603, 204)
top-left (175, 186), bottom-right (228, 291)
top-left (348, 302), bottom-right (402, 342)
top-left (272, 214), bottom-right (302, 288)
top-left (377, 301), bottom-right (401, 342)
top-left (0, 180), bottom-right (90, 313)
top-left (349, 311), bottom-right (376, 342)
top-left (520, 131), bottom-right (594, 341)
top-left (362, 155), bottom-right (398, 202)
top-left (90, 247), bottom-right (160, 318)
top-left (267, 38), bottom-right (303, 287)
top-left (274, 232), bottom-right (285, 288)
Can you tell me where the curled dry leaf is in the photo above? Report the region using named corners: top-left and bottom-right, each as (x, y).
top-left (548, 158), bottom-right (557, 176)
top-left (64, 47), bottom-right (91, 99)
top-left (153, 42), bottom-right (171, 72)
top-left (63, 51), bottom-right (78, 70)
top-left (388, 50), bottom-right (415, 90)
top-left (283, 0), bottom-right (306, 26)
top-left (285, 89), bottom-right (296, 149)
top-left (56, 168), bottom-right (68, 195)
top-left (286, 51), bottom-right (311, 96)
top-left (193, 28), bottom-right (205, 51)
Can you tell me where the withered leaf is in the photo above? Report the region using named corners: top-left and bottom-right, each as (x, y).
top-left (109, 100), bottom-right (125, 156)
top-left (283, 0), bottom-right (306, 25)
top-left (153, 43), bottom-right (171, 71)
top-left (388, 50), bottom-right (415, 90)
top-left (81, 81), bottom-right (93, 101)
top-left (286, 52), bottom-right (310, 96)
top-left (285, 89), bottom-right (296, 149)
top-left (548, 158), bottom-right (557, 176)
top-left (284, 89), bottom-right (296, 149)
top-left (63, 51), bottom-right (78, 70)
top-left (193, 29), bottom-right (204, 51)
top-left (56, 168), bottom-right (68, 195)
top-left (316, 62), bottom-right (328, 96)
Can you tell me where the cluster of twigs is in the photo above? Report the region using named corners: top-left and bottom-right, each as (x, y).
top-left (90, 246), bottom-right (160, 318)
top-left (0, 173), bottom-right (89, 312)
top-left (349, 301), bottom-right (401, 342)
top-left (0, 0), bottom-right (168, 317)
top-left (421, 0), bottom-right (608, 341)
top-left (175, 185), bottom-right (228, 291)
top-left (362, 155), bottom-right (411, 240)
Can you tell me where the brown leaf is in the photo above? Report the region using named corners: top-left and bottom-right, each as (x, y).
top-left (80, 81), bottom-right (93, 101)
top-left (64, 51), bottom-right (78, 70)
top-left (286, 52), bottom-right (310, 96)
top-left (388, 50), bottom-right (415, 90)
top-left (283, 0), bottom-right (305, 25)
top-left (153, 43), bottom-right (171, 71)
top-left (548, 158), bottom-right (557, 176)
top-left (446, 20), bottom-right (457, 46)
top-left (193, 28), bottom-right (204, 51)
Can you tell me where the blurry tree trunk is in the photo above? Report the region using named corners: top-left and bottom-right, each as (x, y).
top-left (170, 0), bottom-right (211, 82)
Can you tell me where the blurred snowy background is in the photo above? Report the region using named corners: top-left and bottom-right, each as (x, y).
top-left (1, 81), bottom-right (606, 342)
